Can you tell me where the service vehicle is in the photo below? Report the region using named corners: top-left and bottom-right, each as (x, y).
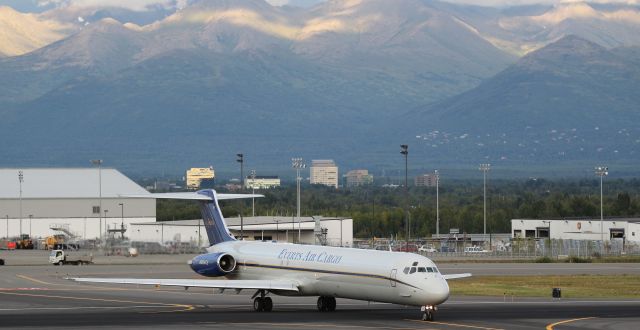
top-left (49, 249), bottom-right (93, 265)
top-left (418, 245), bottom-right (437, 253)
top-left (464, 246), bottom-right (489, 253)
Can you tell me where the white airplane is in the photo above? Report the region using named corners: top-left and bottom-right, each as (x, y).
top-left (70, 189), bottom-right (471, 321)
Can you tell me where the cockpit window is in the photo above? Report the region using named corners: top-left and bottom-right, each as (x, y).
top-left (418, 267), bottom-right (426, 273)
top-left (433, 267), bottom-right (439, 273)
top-left (403, 267), bottom-right (410, 274)
top-left (427, 267), bottom-right (434, 272)
top-left (412, 262), bottom-right (418, 266)
top-left (409, 267), bottom-right (416, 274)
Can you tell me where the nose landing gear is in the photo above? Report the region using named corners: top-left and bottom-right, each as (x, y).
top-left (421, 305), bottom-right (436, 321)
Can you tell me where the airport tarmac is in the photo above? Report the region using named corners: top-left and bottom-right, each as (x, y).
top-left (1, 263), bottom-right (640, 329)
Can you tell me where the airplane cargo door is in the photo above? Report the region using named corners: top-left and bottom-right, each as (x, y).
top-left (390, 269), bottom-right (397, 287)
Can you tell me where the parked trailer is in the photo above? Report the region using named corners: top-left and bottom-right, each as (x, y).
top-left (49, 250), bottom-right (93, 265)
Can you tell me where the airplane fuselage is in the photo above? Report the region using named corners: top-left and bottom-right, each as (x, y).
top-left (203, 241), bottom-right (450, 307)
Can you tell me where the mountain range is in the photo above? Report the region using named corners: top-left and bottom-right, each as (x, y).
top-left (1, 0), bottom-right (639, 176)
top-left (406, 35), bottom-right (640, 168)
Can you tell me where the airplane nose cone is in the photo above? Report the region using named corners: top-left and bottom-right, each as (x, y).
top-left (431, 278), bottom-right (450, 304)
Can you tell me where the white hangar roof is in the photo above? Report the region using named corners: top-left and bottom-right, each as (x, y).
top-left (0, 168), bottom-right (150, 199)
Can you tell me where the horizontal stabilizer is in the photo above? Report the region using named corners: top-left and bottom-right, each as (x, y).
top-left (119, 192), bottom-right (264, 200)
top-left (68, 277), bottom-right (299, 291)
top-left (442, 273), bottom-right (472, 280)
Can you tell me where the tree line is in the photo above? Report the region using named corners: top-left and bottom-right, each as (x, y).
top-left (156, 178), bottom-right (640, 239)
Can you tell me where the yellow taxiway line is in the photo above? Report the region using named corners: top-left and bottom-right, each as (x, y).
top-left (546, 317), bottom-right (596, 330)
top-left (406, 319), bottom-right (503, 330)
top-left (0, 291), bottom-right (194, 313)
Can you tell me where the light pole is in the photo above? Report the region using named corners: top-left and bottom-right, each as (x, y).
top-left (29, 214), bottom-right (32, 238)
top-left (340, 218), bottom-right (343, 247)
top-left (18, 170), bottom-right (23, 238)
top-left (236, 153), bottom-right (244, 240)
top-left (400, 145), bottom-right (409, 250)
top-left (104, 209), bottom-right (108, 239)
top-left (250, 169), bottom-right (257, 217)
top-left (5, 215), bottom-right (8, 239)
top-left (542, 220), bottom-right (551, 256)
top-left (435, 169), bottom-right (440, 238)
top-left (119, 203), bottom-right (124, 239)
top-left (595, 166), bottom-right (608, 254)
top-left (275, 219), bottom-right (279, 242)
top-left (292, 158), bottom-right (306, 243)
top-left (91, 159), bottom-right (103, 241)
top-left (479, 163), bottom-right (491, 243)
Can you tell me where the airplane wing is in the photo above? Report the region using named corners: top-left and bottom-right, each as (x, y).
top-left (442, 273), bottom-right (472, 280)
top-left (68, 278), bottom-right (299, 292)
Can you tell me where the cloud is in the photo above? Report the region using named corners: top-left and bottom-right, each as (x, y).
top-left (36, 0), bottom-right (189, 11)
top-left (442, 0), bottom-right (639, 5)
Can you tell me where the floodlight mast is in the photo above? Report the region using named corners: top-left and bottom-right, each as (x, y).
top-left (595, 166), bottom-right (608, 255)
top-left (250, 169), bottom-right (257, 217)
top-left (18, 171), bottom-right (23, 238)
top-left (479, 164), bottom-right (491, 243)
top-left (292, 158), bottom-right (306, 243)
top-left (435, 170), bottom-right (440, 238)
top-left (91, 160), bottom-right (103, 241)
top-left (400, 145), bottom-right (409, 251)
top-left (236, 153), bottom-right (244, 240)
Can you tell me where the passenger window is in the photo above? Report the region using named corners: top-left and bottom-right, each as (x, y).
top-left (409, 267), bottom-right (416, 274)
top-left (403, 267), bottom-right (409, 274)
top-left (427, 267), bottom-right (434, 272)
top-left (418, 267), bottom-right (426, 273)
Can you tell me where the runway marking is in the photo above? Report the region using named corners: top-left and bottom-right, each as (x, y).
top-left (545, 317), bottom-right (596, 330)
top-left (407, 320), bottom-right (503, 330)
top-left (16, 274), bottom-right (53, 285)
top-left (0, 291), bottom-right (194, 313)
top-left (203, 322), bottom-right (421, 330)
top-left (0, 305), bottom-right (166, 312)
top-left (0, 288), bottom-right (49, 291)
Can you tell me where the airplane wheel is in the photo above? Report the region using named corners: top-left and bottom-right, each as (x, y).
top-left (327, 297), bottom-right (336, 312)
top-left (317, 297), bottom-right (327, 312)
top-left (253, 297), bottom-right (264, 312)
top-left (422, 310), bottom-right (434, 321)
top-left (263, 297), bottom-right (273, 312)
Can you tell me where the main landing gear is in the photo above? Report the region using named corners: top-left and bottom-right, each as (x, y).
top-left (421, 305), bottom-right (436, 321)
top-left (252, 290), bottom-right (273, 312)
top-left (317, 296), bottom-right (336, 312)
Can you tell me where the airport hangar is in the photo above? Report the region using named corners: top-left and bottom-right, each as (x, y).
top-left (0, 168), bottom-right (353, 247)
top-left (512, 218), bottom-right (640, 244)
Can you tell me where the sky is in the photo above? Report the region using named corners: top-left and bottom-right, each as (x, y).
top-left (0, 0), bottom-right (637, 13)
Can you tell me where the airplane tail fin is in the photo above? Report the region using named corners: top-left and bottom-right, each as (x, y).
top-left (123, 189), bottom-right (263, 246)
top-left (195, 189), bottom-right (236, 245)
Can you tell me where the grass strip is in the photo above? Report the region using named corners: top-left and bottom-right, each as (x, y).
top-left (449, 275), bottom-right (640, 298)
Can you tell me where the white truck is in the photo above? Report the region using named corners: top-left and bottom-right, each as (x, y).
top-left (49, 249), bottom-right (93, 265)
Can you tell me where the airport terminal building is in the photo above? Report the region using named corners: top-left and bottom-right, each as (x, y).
top-left (130, 216), bottom-right (354, 248)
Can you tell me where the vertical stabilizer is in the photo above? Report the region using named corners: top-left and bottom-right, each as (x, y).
top-left (196, 189), bottom-right (236, 245)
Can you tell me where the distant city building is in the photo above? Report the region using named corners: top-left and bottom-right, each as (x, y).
top-left (345, 170), bottom-right (373, 187)
top-left (415, 173), bottom-right (438, 187)
top-left (186, 167), bottom-right (215, 190)
top-left (245, 176), bottom-right (281, 189)
top-left (310, 160), bottom-right (339, 188)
